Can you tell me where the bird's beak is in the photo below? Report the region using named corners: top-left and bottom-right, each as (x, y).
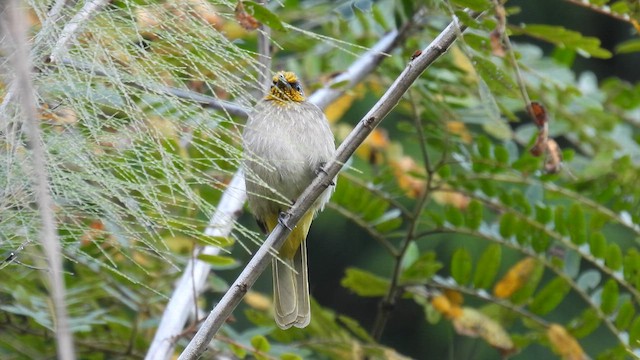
top-left (277, 74), bottom-right (292, 90)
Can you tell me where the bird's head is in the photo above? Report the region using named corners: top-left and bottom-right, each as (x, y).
top-left (265, 71), bottom-right (306, 103)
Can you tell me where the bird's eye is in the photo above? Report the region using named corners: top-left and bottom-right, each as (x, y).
top-left (294, 83), bottom-right (302, 92)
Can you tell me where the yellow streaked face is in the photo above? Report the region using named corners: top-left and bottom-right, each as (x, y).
top-left (265, 71), bottom-right (306, 103)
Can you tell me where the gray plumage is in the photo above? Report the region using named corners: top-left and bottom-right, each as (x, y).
top-left (243, 86), bottom-right (335, 329)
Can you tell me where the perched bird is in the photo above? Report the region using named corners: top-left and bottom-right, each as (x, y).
top-left (243, 71), bottom-right (335, 329)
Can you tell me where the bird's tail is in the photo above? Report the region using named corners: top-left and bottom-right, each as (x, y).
top-left (269, 211), bottom-right (314, 329)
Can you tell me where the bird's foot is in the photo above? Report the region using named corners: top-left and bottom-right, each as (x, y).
top-left (278, 211), bottom-right (292, 230)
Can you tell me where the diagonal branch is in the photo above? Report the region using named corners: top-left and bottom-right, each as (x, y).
top-left (177, 12), bottom-right (475, 360)
top-left (145, 23), bottom-right (416, 360)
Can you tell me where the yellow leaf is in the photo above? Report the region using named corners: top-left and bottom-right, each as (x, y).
top-left (446, 121), bottom-right (472, 143)
top-left (432, 184), bottom-right (471, 209)
top-left (547, 324), bottom-right (587, 360)
top-left (389, 156), bottom-right (426, 199)
top-left (453, 307), bottom-right (516, 356)
top-left (444, 289), bottom-right (464, 307)
top-left (431, 294), bottom-right (463, 319)
top-left (493, 257), bottom-right (537, 299)
top-left (355, 128), bottom-right (389, 165)
top-left (324, 91), bottom-right (357, 123)
top-left (244, 291), bottom-right (271, 311)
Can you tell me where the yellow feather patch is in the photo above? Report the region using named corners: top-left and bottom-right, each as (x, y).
top-left (264, 211), bottom-right (314, 259)
top-left (265, 71), bottom-right (306, 103)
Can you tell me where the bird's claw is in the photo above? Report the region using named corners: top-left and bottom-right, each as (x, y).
top-left (278, 211), bottom-right (292, 230)
top-left (315, 163), bottom-right (335, 186)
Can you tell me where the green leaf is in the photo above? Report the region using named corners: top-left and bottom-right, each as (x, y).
top-left (600, 279), bottom-right (619, 315)
top-left (196, 254), bottom-right (240, 270)
top-left (499, 212), bottom-right (517, 238)
top-left (478, 79), bottom-right (514, 140)
top-left (466, 200), bottom-right (483, 230)
top-left (554, 206), bottom-right (567, 235)
top-left (473, 244), bottom-right (502, 289)
top-left (570, 308), bottom-right (601, 338)
top-left (568, 203), bottom-right (587, 245)
top-left (243, 1), bottom-right (287, 32)
top-left (451, 248), bottom-right (472, 285)
top-left (513, 24), bottom-right (612, 59)
top-left (230, 343), bottom-right (247, 358)
top-left (194, 235), bottom-right (235, 248)
top-left (531, 229), bottom-right (551, 253)
top-left (251, 335), bottom-right (270, 353)
top-left (372, 5), bottom-right (390, 31)
top-left (400, 241), bottom-right (420, 271)
top-left (450, 0), bottom-right (491, 12)
top-left (438, 164), bottom-right (451, 179)
top-left (629, 317), bottom-right (640, 346)
top-left (529, 277), bottom-right (571, 315)
top-left (280, 354), bottom-right (303, 360)
top-left (606, 243), bottom-right (623, 270)
top-left (534, 204), bottom-right (552, 225)
top-left (616, 298), bottom-right (635, 330)
top-left (589, 232), bottom-right (607, 259)
top-left (373, 209), bottom-right (403, 233)
top-left (337, 315), bottom-right (374, 342)
top-left (616, 38), bottom-right (640, 54)
top-left (493, 145), bottom-right (509, 165)
top-left (445, 206), bottom-right (464, 227)
top-left (341, 268), bottom-right (389, 297)
top-left (477, 135), bottom-right (491, 158)
top-left (473, 56), bottom-right (519, 98)
top-left (401, 252), bottom-right (443, 283)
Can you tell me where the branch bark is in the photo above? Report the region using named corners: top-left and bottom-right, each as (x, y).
top-left (177, 12), bottom-right (473, 360)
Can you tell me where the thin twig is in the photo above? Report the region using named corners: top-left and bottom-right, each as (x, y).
top-left (256, 0), bottom-right (272, 98)
top-left (178, 11), bottom-right (475, 359)
top-left (48, 0), bottom-right (110, 64)
top-left (327, 202), bottom-right (398, 256)
top-left (145, 22), bottom-right (417, 360)
top-left (1, 2), bottom-right (75, 359)
top-left (491, 0), bottom-right (535, 120)
top-left (59, 58), bottom-right (251, 118)
top-left (370, 90), bottom-right (439, 340)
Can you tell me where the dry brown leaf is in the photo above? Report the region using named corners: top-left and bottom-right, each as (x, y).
top-left (547, 324), bottom-right (588, 360)
top-left (235, 1), bottom-right (259, 31)
top-left (453, 307), bottom-right (517, 356)
top-left (432, 184), bottom-right (471, 210)
top-left (544, 139), bottom-right (563, 173)
top-left (490, 29), bottom-right (506, 57)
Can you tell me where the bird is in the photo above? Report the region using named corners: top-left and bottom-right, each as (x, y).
top-left (242, 71), bottom-right (335, 329)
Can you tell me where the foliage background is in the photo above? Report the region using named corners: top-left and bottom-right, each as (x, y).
top-left (1, 0), bottom-right (640, 359)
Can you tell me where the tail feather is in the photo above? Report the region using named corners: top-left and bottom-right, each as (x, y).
top-left (269, 211), bottom-right (314, 329)
top-left (272, 238), bottom-right (310, 329)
